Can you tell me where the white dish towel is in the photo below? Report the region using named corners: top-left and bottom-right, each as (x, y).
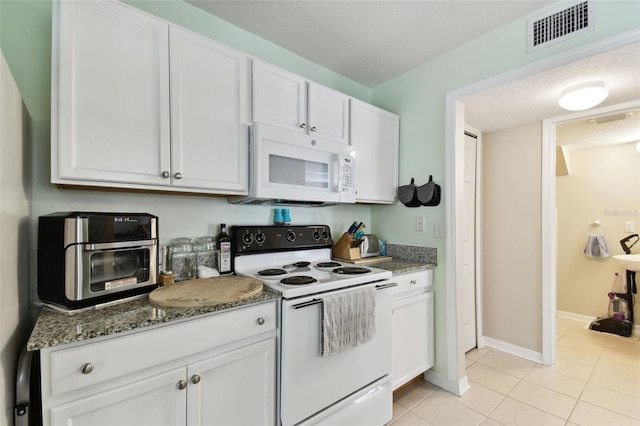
top-left (321, 287), bottom-right (376, 357)
top-left (584, 234), bottom-right (610, 258)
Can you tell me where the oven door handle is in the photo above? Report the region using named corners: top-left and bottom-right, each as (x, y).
top-left (83, 239), bottom-right (157, 251)
top-left (293, 298), bottom-right (323, 309)
top-left (375, 282), bottom-right (398, 291)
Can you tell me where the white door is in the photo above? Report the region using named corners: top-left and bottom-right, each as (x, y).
top-left (349, 99), bottom-right (399, 204)
top-left (252, 60), bottom-right (307, 133)
top-left (55, 0), bottom-right (171, 186)
top-left (307, 82), bottom-right (350, 144)
top-left (186, 338), bottom-right (276, 426)
top-left (49, 367), bottom-right (186, 426)
top-left (169, 26), bottom-right (249, 193)
top-left (462, 132), bottom-right (478, 352)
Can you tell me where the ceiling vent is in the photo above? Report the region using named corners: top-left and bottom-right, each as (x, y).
top-left (527, 1), bottom-right (594, 53)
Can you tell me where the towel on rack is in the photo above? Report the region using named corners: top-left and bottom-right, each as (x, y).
top-left (584, 234), bottom-right (610, 258)
top-left (321, 287), bottom-right (376, 357)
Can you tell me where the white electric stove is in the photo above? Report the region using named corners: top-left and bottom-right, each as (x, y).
top-left (232, 225), bottom-right (395, 426)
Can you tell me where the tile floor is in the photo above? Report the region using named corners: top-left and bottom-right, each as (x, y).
top-left (391, 317), bottom-right (640, 425)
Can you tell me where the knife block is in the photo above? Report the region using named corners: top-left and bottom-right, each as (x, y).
top-left (332, 233), bottom-right (361, 261)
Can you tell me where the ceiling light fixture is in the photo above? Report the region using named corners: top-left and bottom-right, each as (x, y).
top-left (558, 81), bottom-right (609, 111)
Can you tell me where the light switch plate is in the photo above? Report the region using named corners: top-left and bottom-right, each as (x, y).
top-left (415, 216), bottom-right (425, 232)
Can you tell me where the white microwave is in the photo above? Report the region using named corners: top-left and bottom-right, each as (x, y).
top-left (228, 123), bottom-right (355, 206)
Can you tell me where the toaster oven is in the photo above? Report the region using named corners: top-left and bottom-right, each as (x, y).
top-left (38, 212), bottom-right (158, 310)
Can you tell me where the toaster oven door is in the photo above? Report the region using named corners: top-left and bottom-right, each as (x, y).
top-left (65, 240), bottom-right (157, 301)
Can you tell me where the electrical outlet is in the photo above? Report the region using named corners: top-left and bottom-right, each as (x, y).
top-left (415, 216), bottom-right (425, 232)
top-left (434, 222), bottom-right (444, 238)
top-left (625, 221), bottom-right (635, 233)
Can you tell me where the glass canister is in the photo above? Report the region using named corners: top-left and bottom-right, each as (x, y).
top-left (169, 238), bottom-right (197, 282)
top-left (194, 236), bottom-right (218, 278)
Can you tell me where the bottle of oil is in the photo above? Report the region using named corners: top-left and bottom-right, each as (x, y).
top-left (216, 223), bottom-right (232, 275)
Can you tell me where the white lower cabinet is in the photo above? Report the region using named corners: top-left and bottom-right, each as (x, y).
top-left (391, 270), bottom-right (434, 390)
top-left (40, 301), bottom-right (277, 426)
top-left (50, 367), bottom-right (187, 426)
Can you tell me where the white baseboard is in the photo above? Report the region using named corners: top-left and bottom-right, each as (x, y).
top-left (482, 337), bottom-right (543, 364)
top-left (556, 310), bottom-right (640, 337)
top-left (556, 310), bottom-right (595, 323)
top-left (423, 369), bottom-right (470, 396)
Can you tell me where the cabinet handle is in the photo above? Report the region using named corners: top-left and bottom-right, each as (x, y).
top-left (174, 172), bottom-right (183, 179)
top-left (257, 317), bottom-right (265, 325)
top-left (161, 171), bottom-right (170, 179)
top-left (80, 363), bottom-right (94, 375)
top-left (310, 126), bottom-right (317, 132)
top-left (410, 280), bottom-right (417, 285)
top-left (178, 380), bottom-right (187, 390)
top-left (299, 123), bottom-right (307, 129)
top-left (191, 375), bottom-right (201, 384)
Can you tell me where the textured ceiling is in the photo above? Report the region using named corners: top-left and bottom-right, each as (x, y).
top-left (463, 42), bottom-right (640, 133)
top-left (557, 110), bottom-right (640, 148)
top-left (184, 0), bottom-right (553, 87)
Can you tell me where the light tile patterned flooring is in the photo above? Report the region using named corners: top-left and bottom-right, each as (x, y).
top-left (391, 317), bottom-right (640, 425)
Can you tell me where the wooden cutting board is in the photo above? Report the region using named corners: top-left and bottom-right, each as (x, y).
top-left (149, 276), bottom-right (263, 308)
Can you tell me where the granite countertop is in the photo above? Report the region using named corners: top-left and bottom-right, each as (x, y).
top-left (374, 258), bottom-right (435, 275)
top-left (27, 287), bottom-right (281, 351)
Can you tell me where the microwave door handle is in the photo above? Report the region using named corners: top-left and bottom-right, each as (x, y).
top-left (84, 240), bottom-right (157, 251)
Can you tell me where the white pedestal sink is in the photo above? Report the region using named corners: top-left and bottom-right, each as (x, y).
top-left (613, 254), bottom-right (640, 272)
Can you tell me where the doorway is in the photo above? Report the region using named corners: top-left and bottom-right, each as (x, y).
top-left (446, 32), bottom-right (640, 390)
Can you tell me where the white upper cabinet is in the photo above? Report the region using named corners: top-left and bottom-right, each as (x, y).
top-left (54, 0), bottom-right (171, 186)
top-left (350, 99), bottom-right (399, 204)
top-left (169, 26), bottom-right (249, 193)
top-left (52, 0), bottom-right (249, 195)
top-left (252, 60), bottom-right (350, 144)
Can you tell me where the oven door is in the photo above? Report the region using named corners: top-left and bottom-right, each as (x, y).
top-left (65, 240), bottom-right (157, 301)
top-left (280, 281), bottom-right (394, 426)
top-left (252, 123), bottom-right (355, 203)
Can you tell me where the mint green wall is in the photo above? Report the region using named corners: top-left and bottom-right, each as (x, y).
top-left (370, 0), bottom-right (640, 377)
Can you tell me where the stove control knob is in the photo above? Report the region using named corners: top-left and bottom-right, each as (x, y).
top-left (286, 231), bottom-right (296, 242)
top-left (321, 230), bottom-right (330, 240)
top-left (255, 232), bottom-right (266, 244)
top-left (242, 233), bottom-right (254, 245)
top-left (312, 230), bottom-right (321, 240)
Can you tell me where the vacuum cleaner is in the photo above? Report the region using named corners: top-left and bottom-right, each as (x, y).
top-left (589, 235), bottom-right (637, 337)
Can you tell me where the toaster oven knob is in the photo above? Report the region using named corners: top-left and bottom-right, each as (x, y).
top-left (191, 375), bottom-right (201, 384)
top-left (161, 171), bottom-right (170, 179)
top-left (174, 172), bottom-right (183, 179)
top-left (255, 232), bottom-right (266, 244)
top-left (178, 380), bottom-right (187, 390)
top-left (81, 363), bottom-right (94, 375)
top-left (312, 230), bottom-right (321, 240)
top-left (242, 233), bottom-right (254, 245)
top-left (257, 317), bottom-right (265, 325)
top-left (321, 230), bottom-right (329, 240)
top-left (286, 231), bottom-right (296, 242)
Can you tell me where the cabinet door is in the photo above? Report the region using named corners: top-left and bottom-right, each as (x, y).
top-left (187, 338), bottom-right (276, 426)
top-left (350, 100), bottom-right (399, 203)
top-left (252, 60), bottom-right (307, 133)
top-left (308, 82), bottom-right (350, 144)
top-left (170, 27), bottom-right (249, 193)
top-left (391, 291), bottom-right (434, 390)
top-left (49, 367), bottom-right (186, 426)
top-left (54, 0), bottom-right (171, 186)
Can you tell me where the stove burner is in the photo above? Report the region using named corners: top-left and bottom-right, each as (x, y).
top-left (284, 261), bottom-right (311, 269)
top-left (258, 268), bottom-right (287, 276)
top-left (316, 261), bottom-right (342, 268)
top-left (280, 275), bottom-right (318, 285)
top-left (332, 267), bottom-right (370, 275)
